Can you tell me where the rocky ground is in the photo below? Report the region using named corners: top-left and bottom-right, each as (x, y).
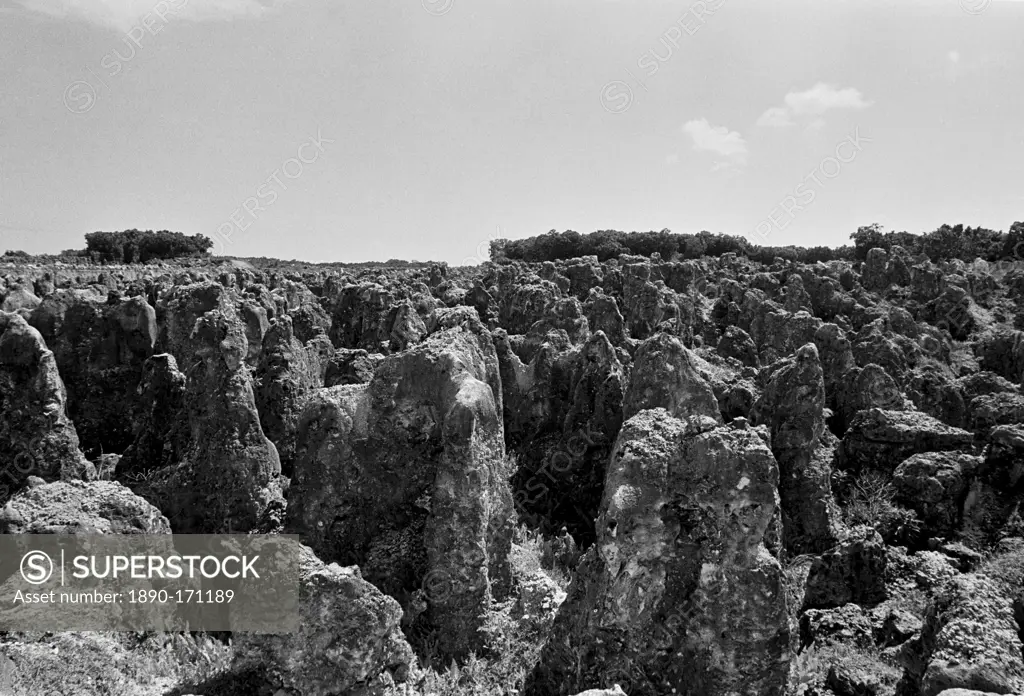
top-left (0, 245), bottom-right (1022, 696)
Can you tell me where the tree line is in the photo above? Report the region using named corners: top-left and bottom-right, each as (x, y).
top-left (3, 230), bottom-right (213, 264)
top-left (489, 223), bottom-right (1024, 266)
top-left (80, 230), bottom-right (213, 263)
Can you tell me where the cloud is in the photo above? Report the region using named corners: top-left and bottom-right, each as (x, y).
top-left (756, 106), bottom-right (794, 128)
top-left (682, 118), bottom-right (748, 168)
top-left (757, 83), bottom-right (871, 128)
top-left (784, 83), bottom-right (871, 115)
top-left (14, 0), bottom-right (295, 32)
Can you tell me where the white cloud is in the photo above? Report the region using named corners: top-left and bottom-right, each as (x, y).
top-left (757, 83), bottom-right (871, 128)
top-left (784, 83), bottom-right (871, 115)
top-left (15, 0), bottom-right (296, 32)
top-left (755, 106), bottom-right (794, 128)
top-left (948, 50), bottom-right (961, 64)
top-left (682, 118), bottom-right (748, 168)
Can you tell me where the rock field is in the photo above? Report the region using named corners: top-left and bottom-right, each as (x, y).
top-left (0, 246), bottom-right (1023, 696)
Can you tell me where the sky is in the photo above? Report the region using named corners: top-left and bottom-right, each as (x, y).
top-left (1, 0), bottom-right (1023, 264)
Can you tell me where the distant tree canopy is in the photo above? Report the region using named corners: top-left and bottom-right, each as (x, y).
top-left (491, 229), bottom-right (856, 265)
top-left (83, 230), bottom-right (213, 263)
top-left (849, 222), bottom-right (1023, 263)
top-left (491, 223), bottom-right (1024, 266)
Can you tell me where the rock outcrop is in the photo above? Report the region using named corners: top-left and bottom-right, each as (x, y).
top-left (500, 328), bottom-right (627, 543)
top-left (751, 343), bottom-right (841, 554)
top-left (0, 312), bottom-right (93, 503)
top-left (287, 314), bottom-right (515, 658)
top-left (117, 353), bottom-right (189, 477)
top-left (255, 315), bottom-right (329, 475)
top-left (801, 528), bottom-right (888, 609)
top-left (837, 409), bottom-right (974, 475)
top-left (836, 363), bottom-right (910, 432)
top-left (323, 347), bottom-right (385, 387)
top-left (147, 305), bottom-right (284, 533)
top-left (232, 545), bottom-right (414, 696)
top-left (892, 452), bottom-right (981, 537)
top-left (526, 410), bottom-right (790, 696)
top-left (8, 236), bottom-right (1024, 693)
top-left (0, 478), bottom-right (170, 534)
top-left (623, 333), bottom-right (721, 423)
top-left (156, 281), bottom-right (232, 365)
top-left (899, 573), bottom-right (1024, 696)
top-left (28, 292), bottom-right (157, 457)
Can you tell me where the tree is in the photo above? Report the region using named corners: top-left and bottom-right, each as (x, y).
top-left (850, 223), bottom-right (886, 260)
top-left (83, 230), bottom-right (213, 263)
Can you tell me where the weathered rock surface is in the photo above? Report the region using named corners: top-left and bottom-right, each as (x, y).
top-left (323, 346), bottom-right (385, 387)
top-left (9, 238), bottom-right (1024, 693)
top-left (974, 329), bottom-right (1024, 385)
top-left (255, 315), bottom-right (330, 475)
top-left (0, 478), bottom-right (170, 534)
top-left (836, 363), bottom-right (911, 433)
top-left (752, 343), bottom-right (841, 554)
top-left (1, 285), bottom-right (41, 313)
top-left (717, 325), bottom-right (759, 367)
top-left (0, 312), bottom-right (93, 502)
top-left (968, 392), bottom-right (1024, 436)
top-left (892, 452), bottom-right (981, 537)
top-left (815, 323), bottom-right (858, 419)
top-left (156, 281), bottom-right (232, 364)
top-left (961, 425), bottom-right (1024, 542)
top-left (526, 410), bottom-right (790, 696)
top-left (802, 528), bottom-right (888, 609)
top-left (584, 288), bottom-right (630, 348)
top-left (500, 328), bottom-right (626, 542)
top-left (957, 371), bottom-right (1020, 402)
top-left (28, 292), bottom-right (157, 457)
top-left (570, 687), bottom-right (629, 696)
top-left (908, 365), bottom-right (968, 429)
top-left (147, 305), bottom-right (284, 533)
top-left (117, 353), bottom-right (189, 477)
top-left (233, 544), bottom-right (414, 696)
top-left (287, 315), bottom-right (514, 658)
top-left (624, 333), bottom-right (721, 423)
top-left (837, 409), bottom-right (974, 475)
top-left (800, 604), bottom-right (876, 652)
top-left (757, 308), bottom-right (823, 365)
top-left (899, 573), bottom-right (1024, 696)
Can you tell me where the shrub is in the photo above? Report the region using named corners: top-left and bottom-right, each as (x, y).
top-left (786, 641), bottom-right (901, 696)
top-left (837, 470), bottom-right (923, 544)
top-left (0, 632), bottom-right (232, 696)
top-left (509, 524), bottom-right (573, 594)
top-left (979, 540), bottom-right (1024, 591)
